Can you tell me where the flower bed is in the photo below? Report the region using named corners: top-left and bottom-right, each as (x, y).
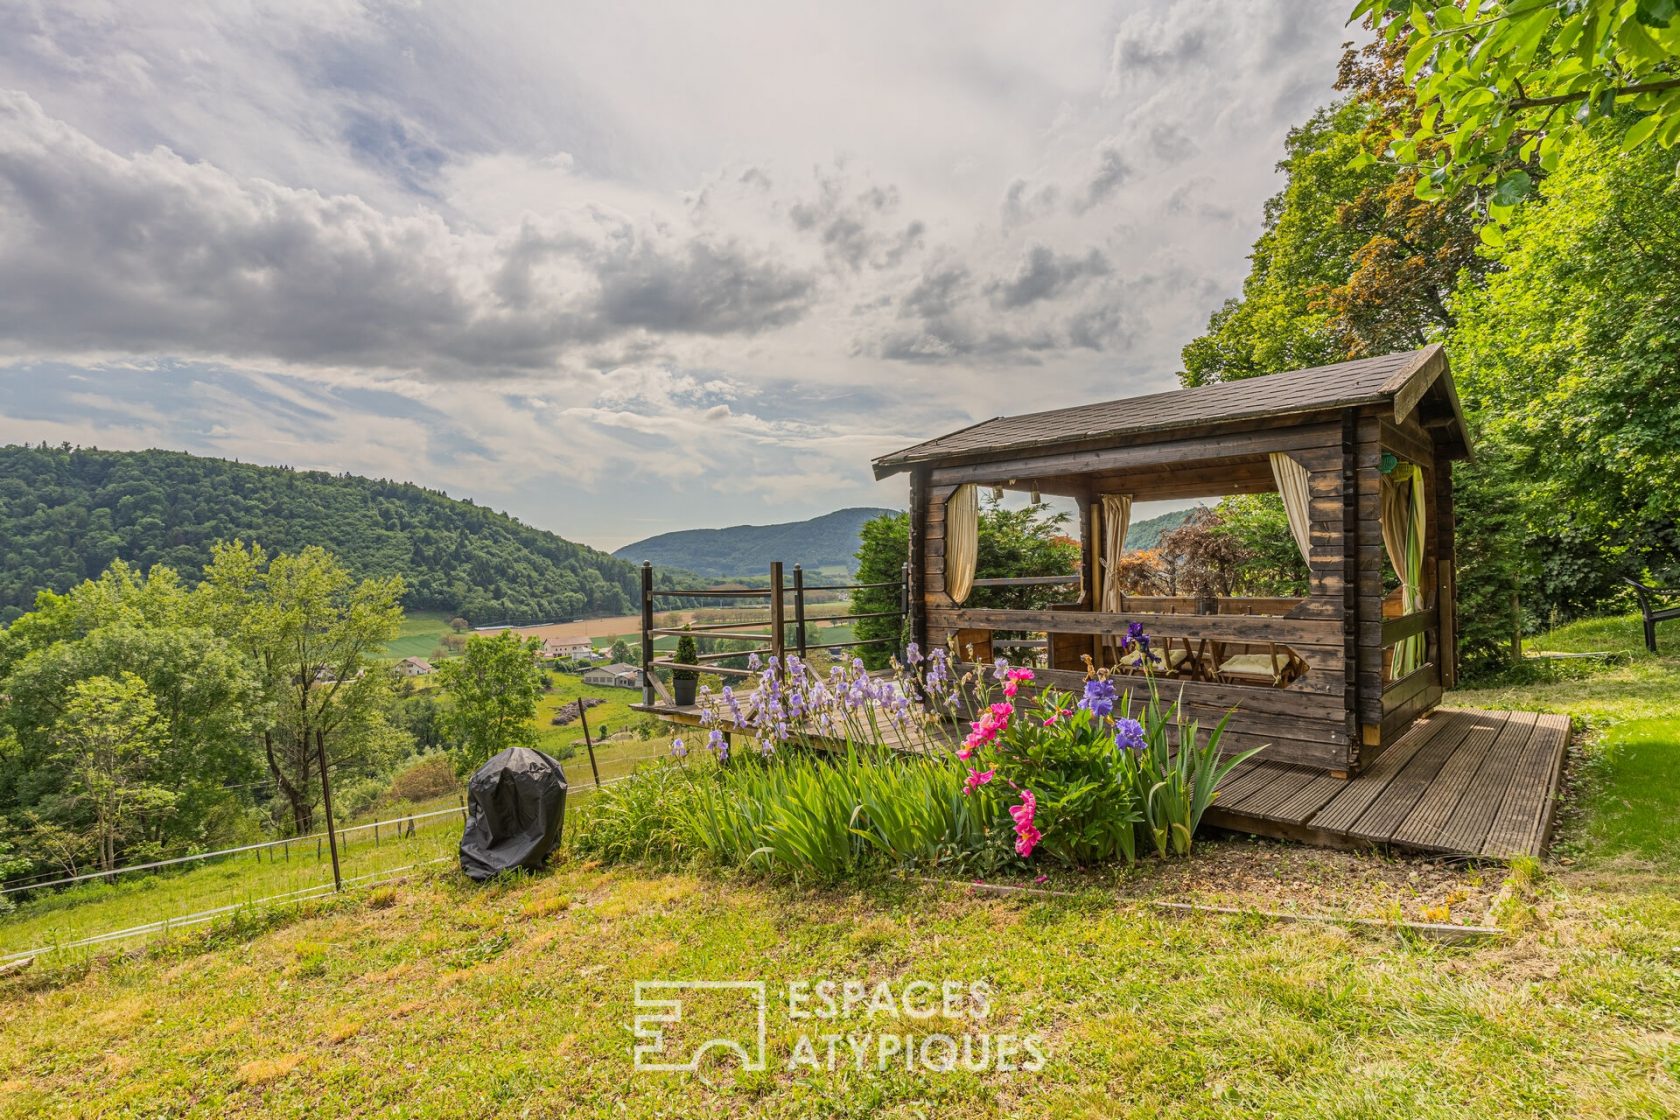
top-left (573, 641), bottom-right (1259, 879)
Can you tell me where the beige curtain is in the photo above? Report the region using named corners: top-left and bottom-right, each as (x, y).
top-left (945, 483), bottom-right (979, 605)
top-left (1099, 493), bottom-right (1132, 661)
top-left (1268, 452), bottom-right (1313, 566)
top-left (1380, 465), bottom-right (1427, 679)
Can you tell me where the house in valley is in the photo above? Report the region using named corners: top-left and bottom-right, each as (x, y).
top-left (542, 638), bottom-right (596, 661)
top-left (584, 662), bottom-right (643, 689)
top-left (397, 657), bottom-right (435, 676)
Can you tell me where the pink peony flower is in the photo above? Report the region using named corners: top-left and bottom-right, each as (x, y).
top-left (962, 768), bottom-right (995, 795)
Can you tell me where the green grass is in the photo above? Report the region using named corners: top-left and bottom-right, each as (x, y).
top-left (1448, 653), bottom-right (1680, 729)
top-left (2, 858), bottom-right (1678, 1117)
top-left (381, 611), bottom-right (458, 661)
top-left (1523, 611), bottom-right (1657, 657)
top-left (1571, 718), bottom-right (1680, 869)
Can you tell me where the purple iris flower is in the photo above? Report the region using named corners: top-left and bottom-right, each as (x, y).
top-left (1113, 718), bottom-right (1146, 752)
top-left (1079, 677), bottom-right (1117, 719)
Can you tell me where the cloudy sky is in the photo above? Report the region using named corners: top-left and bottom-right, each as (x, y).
top-left (0, 1), bottom-right (1352, 550)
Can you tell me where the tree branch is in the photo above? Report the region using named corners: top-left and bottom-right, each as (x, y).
top-left (1509, 77), bottom-right (1680, 111)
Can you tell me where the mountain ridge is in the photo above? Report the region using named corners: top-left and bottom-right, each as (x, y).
top-left (0, 444), bottom-right (652, 626)
top-left (614, 507), bottom-right (899, 579)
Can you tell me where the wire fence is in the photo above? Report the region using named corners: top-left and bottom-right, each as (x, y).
top-left (0, 748), bottom-right (667, 964)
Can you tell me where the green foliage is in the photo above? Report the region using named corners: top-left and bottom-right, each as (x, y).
top-left (199, 542), bottom-right (406, 834)
top-left (672, 631), bottom-right (699, 684)
top-left (956, 669), bottom-right (1253, 865)
top-left (614, 507), bottom-right (897, 580)
top-left (436, 631), bottom-right (544, 775)
top-left (1181, 45), bottom-right (1680, 675)
top-left (1358, 0), bottom-right (1680, 207)
top-left (850, 500), bottom-right (1080, 668)
top-left (45, 672), bottom-right (176, 874)
top-left (0, 561), bottom-right (264, 869)
top-left (0, 445), bottom-right (643, 626)
top-left (573, 746), bottom-right (991, 881)
top-left (1452, 127), bottom-right (1680, 625)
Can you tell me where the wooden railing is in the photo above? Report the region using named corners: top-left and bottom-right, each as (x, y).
top-left (637, 561), bottom-right (908, 706)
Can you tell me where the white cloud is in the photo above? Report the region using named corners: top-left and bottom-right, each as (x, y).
top-left (0, 0), bottom-right (1351, 544)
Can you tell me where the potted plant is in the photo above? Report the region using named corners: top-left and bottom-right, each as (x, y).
top-left (673, 628), bottom-right (700, 706)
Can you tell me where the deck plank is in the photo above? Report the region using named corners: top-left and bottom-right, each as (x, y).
top-left (1215, 763), bottom-right (1300, 808)
top-left (1346, 711), bottom-right (1482, 842)
top-left (1307, 710), bottom-right (1460, 832)
top-left (1431, 711), bottom-right (1541, 856)
top-left (1482, 713), bottom-right (1571, 858)
top-left (1233, 768), bottom-right (1325, 818)
top-left (1387, 711), bottom-right (1506, 850)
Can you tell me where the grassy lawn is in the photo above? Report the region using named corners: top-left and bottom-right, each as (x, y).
top-left (4, 617), bottom-right (1679, 1116)
top-left (1568, 718), bottom-right (1680, 869)
top-left (2, 851), bottom-right (1677, 1117)
top-left (381, 611), bottom-right (459, 662)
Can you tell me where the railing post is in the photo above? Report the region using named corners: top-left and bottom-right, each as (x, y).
top-left (793, 564), bottom-right (808, 658)
top-left (769, 561), bottom-right (786, 669)
top-left (901, 561), bottom-right (911, 652)
top-left (640, 561), bottom-right (655, 706)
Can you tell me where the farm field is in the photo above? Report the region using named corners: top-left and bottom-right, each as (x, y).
top-left (380, 611), bottom-right (459, 662)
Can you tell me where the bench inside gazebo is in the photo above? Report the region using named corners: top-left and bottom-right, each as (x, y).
top-left (873, 345), bottom-right (1569, 858)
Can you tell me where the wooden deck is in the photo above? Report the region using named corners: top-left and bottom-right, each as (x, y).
top-left (1205, 707), bottom-right (1571, 860)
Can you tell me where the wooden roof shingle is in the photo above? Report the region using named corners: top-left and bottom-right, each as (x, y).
top-left (873, 344), bottom-right (1468, 477)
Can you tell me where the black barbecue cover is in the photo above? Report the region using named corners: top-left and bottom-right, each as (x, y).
top-left (459, 747), bottom-right (568, 881)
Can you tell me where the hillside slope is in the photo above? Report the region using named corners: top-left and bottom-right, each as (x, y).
top-left (1127, 507), bottom-right (1196, 552)
top-left (0, 445), bottom-right (642, 625)
top-left (614, 506), bottom-right (899, 579)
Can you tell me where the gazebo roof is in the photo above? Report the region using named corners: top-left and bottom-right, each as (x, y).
top-left (873, 344), bottom-right (1470, 478)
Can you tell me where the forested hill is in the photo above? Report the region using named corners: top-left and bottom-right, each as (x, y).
top-left (0, 444), bottom-right (642, 626)
top-left (1127, 508), bottom-right (1195, 552)
top-left (615, 507), bottom-right (899, 579)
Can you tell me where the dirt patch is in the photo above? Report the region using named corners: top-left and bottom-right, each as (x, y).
top-left (1012, 837), bottom-right (1503, 926)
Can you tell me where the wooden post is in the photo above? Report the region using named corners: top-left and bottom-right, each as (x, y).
top-left (315, 730), bottom-right (343, 892)
top-left (907, 467), bottom-right (930, 654)
top-left (640, 562), bottom-right (656, 706)
top-left (577, 698), bottom-right (602, 787)
top-left (769, 561), bottom-right (786, 669)
top-left (792, 564), bottom-right (808, 658)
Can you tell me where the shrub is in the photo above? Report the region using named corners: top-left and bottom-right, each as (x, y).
top-left (384, 754), bottom-right (461, 806)
top-left (674, 630), bottom-right (698, 685)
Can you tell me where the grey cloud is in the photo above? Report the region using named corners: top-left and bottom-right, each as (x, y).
top-left (1110, 27), bottom-right (1209, 75)
top-left (1000, 178), bottom-right (1060, 231)
top-left (986, 246), bottom-right (1111, 309)
top-left (594, 240), bottom-right (814, 335)
top-left (870, 256), bottom-right (1121, 364)
top-left (787, 170), bottom-right (926, 271)
top-left (0, 93), bottom-right (814, 377)
top-left (898, 264), bottom-right (971, 320)
top-left (1080, 144), bottom-right (1132, 210)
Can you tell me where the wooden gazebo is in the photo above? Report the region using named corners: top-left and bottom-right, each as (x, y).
top-left (873, 344), bottom-right (1473, 776)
